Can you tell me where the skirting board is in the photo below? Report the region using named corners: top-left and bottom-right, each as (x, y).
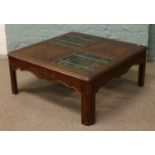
top-left (147, 57), bottom-right (155, 62)
top-left (0, 54), bottom-right (8, 59)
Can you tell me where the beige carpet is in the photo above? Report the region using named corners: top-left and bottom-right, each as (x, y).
top-left (0, 59), bottom-right (155, 130)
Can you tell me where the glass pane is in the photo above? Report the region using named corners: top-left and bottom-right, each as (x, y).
top-left (52, 51), bottom-right (113, 74)
top-left (54, 33), bottom-right (99, 47)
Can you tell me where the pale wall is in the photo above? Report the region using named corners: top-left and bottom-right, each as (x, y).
top-left (5, 24), bottom-right (149, 52)
top-left (0, 24), bottom-right (7, 57)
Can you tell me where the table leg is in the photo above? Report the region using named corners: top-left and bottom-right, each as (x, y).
top-left (138, 61), bottom-right (146, 87)
top-left (81, 86), bottom-right (95, 125)
top-left (9, 66), bottom-right (18, 94)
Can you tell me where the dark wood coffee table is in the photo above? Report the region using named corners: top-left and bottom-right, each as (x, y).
top-left (8, 32), bottom-right (147, 125)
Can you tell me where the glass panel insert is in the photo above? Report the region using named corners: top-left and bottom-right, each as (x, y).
top-left (54, 34), bottom-right (99, 47)
top-left (52, 51), bottom-right (113, 74)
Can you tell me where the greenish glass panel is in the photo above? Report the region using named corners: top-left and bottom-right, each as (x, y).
top-left (52, 51), bottom-right (113, 74)
top-left (54, 34), bottom-right (98, 47)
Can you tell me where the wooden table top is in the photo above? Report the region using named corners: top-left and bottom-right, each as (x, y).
top-left (8, 32), bottom-right (147, 81)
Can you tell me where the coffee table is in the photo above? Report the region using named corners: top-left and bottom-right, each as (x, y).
top-left (8, 32), bottom-right (147, 125)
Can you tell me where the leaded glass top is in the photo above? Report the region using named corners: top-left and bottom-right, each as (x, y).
top-left (52, 51), bottom-right (113, 74)
top-left (54, 33), bottom-right (99, 47)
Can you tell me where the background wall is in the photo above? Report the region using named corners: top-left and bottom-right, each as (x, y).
top-left (0, 24), bottom-right (7, 57)
top-left (5, 24), bottom-right (149, 52)
top-left (148, 25), bottom-right (155, 61)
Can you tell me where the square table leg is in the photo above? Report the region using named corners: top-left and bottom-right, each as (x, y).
top-left (9, 66), bottom-right (18, 94)
top-left (81, 86), bottom-right (95, 125)
top-left (138, 61), bottom-right (146, 87)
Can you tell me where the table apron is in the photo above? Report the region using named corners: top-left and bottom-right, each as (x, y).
top-left (92, 50), bottom-right (146, 92)
top-left (8, 57), bottom-right (83, 93)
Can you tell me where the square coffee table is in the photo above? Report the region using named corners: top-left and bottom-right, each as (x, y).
top-left (8, 32), bottom-right (147, 125)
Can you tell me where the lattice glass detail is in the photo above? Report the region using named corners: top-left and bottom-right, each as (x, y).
top-left (54, 34), bottom-right (99, 47)
top-left (52, 51), bottom-right (113, 74)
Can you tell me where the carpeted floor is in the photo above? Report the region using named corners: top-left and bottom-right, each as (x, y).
top-left (0, 59), bottom-right (155, 130)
